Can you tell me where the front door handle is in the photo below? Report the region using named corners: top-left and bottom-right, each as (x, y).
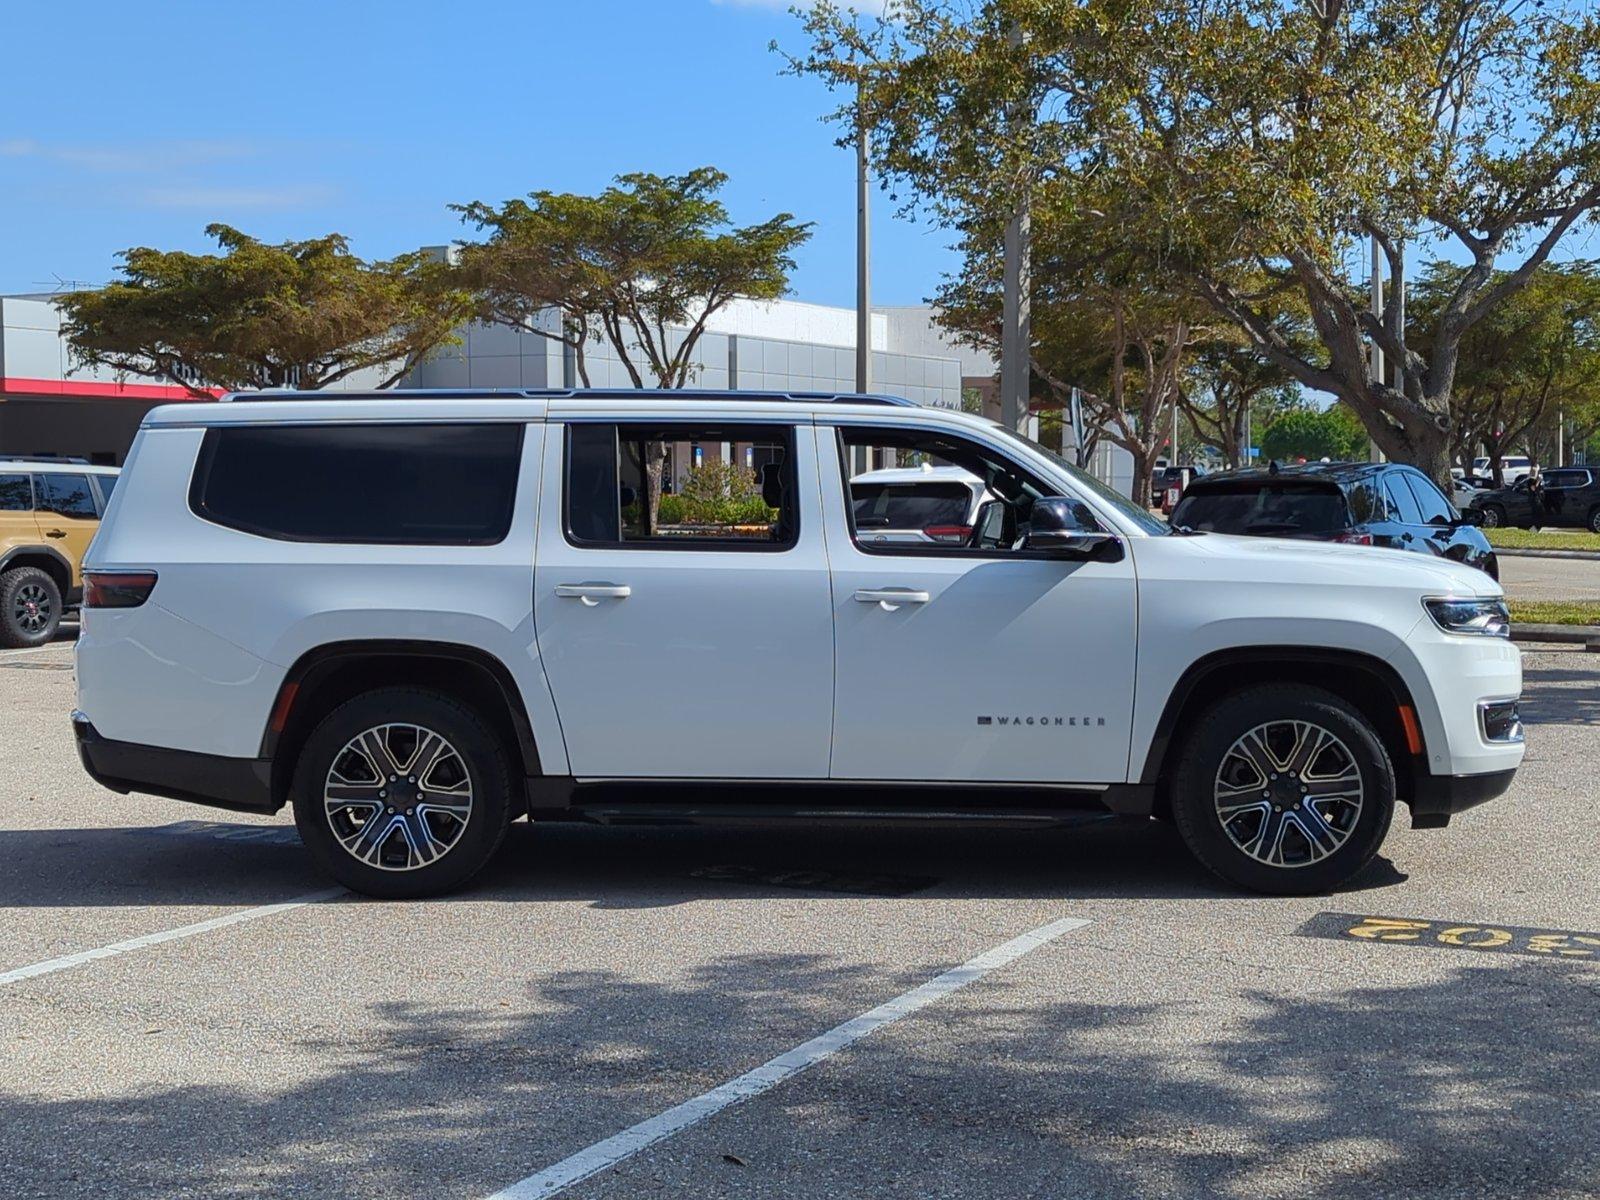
top-left (45, 529), bottom-right (66, 538)
top-left (556, 583), bottom-right (632, 607)
top-left (854, 588), bottom-right (931, 612)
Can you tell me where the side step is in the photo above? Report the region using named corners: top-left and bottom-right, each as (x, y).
top-left (526, 779), bottom-right (1152, 828)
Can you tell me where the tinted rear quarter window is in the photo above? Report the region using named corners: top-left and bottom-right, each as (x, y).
top-left (1171, 484), bottom-right (1348, 534)
top-left (190, 423), bottom-right (523, 544)
top-left (0, 474), bottom-right (31, 511)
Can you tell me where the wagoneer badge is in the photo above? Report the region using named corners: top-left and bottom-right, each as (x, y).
top-left (977, 715), bottom-right (1106, 727)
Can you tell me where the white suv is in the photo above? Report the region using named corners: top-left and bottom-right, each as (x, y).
top-left (73, 390), bottom-right (1524, 899)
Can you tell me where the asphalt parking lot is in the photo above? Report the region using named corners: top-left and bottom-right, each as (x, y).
top-left (3, 627), bottom-right (1597, 1200)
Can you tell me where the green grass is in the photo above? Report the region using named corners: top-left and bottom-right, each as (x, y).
top-left (1509, 600), bottom-right (1600, 627)
top-left (1484, 527), bottom-right (1600, 551)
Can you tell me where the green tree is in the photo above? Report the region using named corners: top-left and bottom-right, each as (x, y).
top-left (1259, 406), bottom-right (1369, 463)
top-left (1410, 260), bottom-right (1600, 482)
top-left (788, 0), bottom-right (1600, 486)
top-left (453, 168), bottom-right (811, 528)
top-left (57, 224), bottom-right (473, 395)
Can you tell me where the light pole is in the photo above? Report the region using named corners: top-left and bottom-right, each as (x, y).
top-left (855, 78), bottom-right (871, 398)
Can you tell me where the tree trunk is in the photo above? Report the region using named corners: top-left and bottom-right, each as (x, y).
top-left (1130, 445), bottom-right (1158, 509)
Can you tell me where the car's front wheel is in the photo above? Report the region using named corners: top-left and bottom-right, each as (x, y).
top-left (1587, 505), bottom-right (1600, 535)
top-left (291, 687), bottom-right (514, 898)
top-left (1170, 684), bottom-right (1395, 895)
top-left (1478, 504), bottom-right (1506, 528)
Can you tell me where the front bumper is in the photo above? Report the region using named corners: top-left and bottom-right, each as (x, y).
top-left (72, 711), bottom-right (279, 814)
top-left (1408, 767), bottom-right (1517, 827)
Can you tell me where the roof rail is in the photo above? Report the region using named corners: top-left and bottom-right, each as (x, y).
top-left (219, 387), bottom-right (919, 408)
top-left (0, 454), bottom-right (91, 464)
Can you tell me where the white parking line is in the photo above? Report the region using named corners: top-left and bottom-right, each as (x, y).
top-left (0, 888), bottom-right (345, 986)
top-left (484, 915), bottom-right (1092, 1200)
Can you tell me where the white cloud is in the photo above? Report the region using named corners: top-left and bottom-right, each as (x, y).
top-left (1, 138), bottom-right (258, 174)
top-left (137, 184), bottom-right (339, 211)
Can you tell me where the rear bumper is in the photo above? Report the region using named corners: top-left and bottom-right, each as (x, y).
top-left (72, 711), bottom-right (279, 814)
top-left (1408, 767), bottom-right (1517, 826)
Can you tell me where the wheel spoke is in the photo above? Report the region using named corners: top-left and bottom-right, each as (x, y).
top-left (1289, 801), bottom-right (1343, 856)
top-left (356, 729), bottom-right (405, 778)
top-left (1303, 771), bottom-right (1362, 799)
top-left (1284, 724), bottom-right (1328, 776)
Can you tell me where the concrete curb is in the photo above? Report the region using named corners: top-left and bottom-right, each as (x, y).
top-left (1511, 623), bottom-right (1600, 648)
top-left (1493, 546), bottom-right (1600, 561)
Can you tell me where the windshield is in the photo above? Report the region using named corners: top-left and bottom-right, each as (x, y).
top-left (988, 424), bottom-right (1170, 535)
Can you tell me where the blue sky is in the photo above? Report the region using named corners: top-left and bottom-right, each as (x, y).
top-left (0, 0), bottom-right (953, 306)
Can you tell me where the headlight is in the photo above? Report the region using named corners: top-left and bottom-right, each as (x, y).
top-left (1424, 597), bottom-right (1510, 638)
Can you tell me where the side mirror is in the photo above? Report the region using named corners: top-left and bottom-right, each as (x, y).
top-left (1024, 497), bottom-right (1124, 562)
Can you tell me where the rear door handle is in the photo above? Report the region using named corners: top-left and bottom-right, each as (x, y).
top-left (556, 583), bottom-right (632, 607)
top-left (854, 588), bottom-right (930, 611)
top-left (45, 529), bottom-right (66, 538)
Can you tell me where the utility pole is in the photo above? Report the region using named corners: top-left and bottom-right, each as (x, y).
top-left (855, 78), bottom-right (871, 397)
top-left (998, 21), bottom-right (1031, 433)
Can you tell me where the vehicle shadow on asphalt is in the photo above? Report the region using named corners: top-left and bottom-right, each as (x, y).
top-left (1519, 662), bottom-right (1600, 726)
top-left (0, 816), bottom-right (1408, 909)
top-left (0, 944), bottom-right (1593, 1197)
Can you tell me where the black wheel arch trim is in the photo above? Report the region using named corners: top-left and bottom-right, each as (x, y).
top-left (261, 640), bottom-right (544, 778)
top-left (1139, 646), bottom-right (1424, 788)
top-left (0, 544), bottom-right (74, 589)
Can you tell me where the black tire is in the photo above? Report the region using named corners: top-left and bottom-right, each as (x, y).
top-left (0, 565), bottom-right (62, 648)
top-left (1478, 504), bottom-right (1506, 529)
top-left (1169, 684), bottom-right (1395, 895)
top-left (1588, 506), bottom-right (1600, 535)
top-left (291, 687), bottom-right (514, 899)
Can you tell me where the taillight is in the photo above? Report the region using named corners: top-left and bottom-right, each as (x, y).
top-left (924, 524), bottom-right (973, 545)
top-left (83, 571), bottom-right (157, 608)
top-left (1334, 532), bottom-right (1373, 545)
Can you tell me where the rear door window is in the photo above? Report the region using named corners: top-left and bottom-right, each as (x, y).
top-left (1402, 473), bottom-right (1454, 524)
top-left (850, 482), bottom-right (973, 531)
top-left (1382, 475), bottom-right (1425, 524)
top-left (190, 423), bottom-right (524, 544)
top-left (37, 473), bottom-right (98, 518)
top-left (1169, 484), bottom-right (1348, 534)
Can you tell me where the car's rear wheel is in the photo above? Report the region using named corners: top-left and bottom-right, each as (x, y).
top-left (1170, 684), bottom-right (1395, 895)
top-left (292, 687), bottom-right (514, 898)
top-left (0, 566), bottom-right (62, 648)
top-left (1478, 504), bottom-right (1506, 528)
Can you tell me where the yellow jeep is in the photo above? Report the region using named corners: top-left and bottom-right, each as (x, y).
top-left (0, 460), bottom-right (119, 647)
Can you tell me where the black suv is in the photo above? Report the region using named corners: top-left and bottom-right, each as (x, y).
top-left (1469, 467), bottom-right (1600, 532)
top-left (1170, 462), bottom-right (1497, 577)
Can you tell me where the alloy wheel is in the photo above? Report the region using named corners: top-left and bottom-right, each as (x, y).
top-left (13, 583), bottom-right (53, 634)
top-left (1213, 719), bottom-right (1364, 869)
top-left (323, 723), bottom-right (474, 871)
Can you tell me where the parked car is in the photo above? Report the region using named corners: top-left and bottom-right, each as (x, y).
top-left (849, 464), bottom-right (987, 545)
top-left (1152, 465), bottom-right (1206, 513)
top-left (73, 390), bottom-right (1522, 899)
top-left (0, 459), bottom-right (119, 647)
top-left (1169, 461), bottom-right (1498, 577)
top-left (1470, 467), bottom-right (1600, 532)
top-left (1472, 455), bottom-right (1534, 484)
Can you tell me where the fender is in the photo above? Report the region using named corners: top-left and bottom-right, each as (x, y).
top-left (0, 544), bottom-right (78, 598)
top-left (1137, 646), bottom-right (1423, 787)
top-left (261, 639), bottom-right (545, 777)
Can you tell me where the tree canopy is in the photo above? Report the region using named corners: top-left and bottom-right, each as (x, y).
top-left (57, 225), bottom-right (473, 395)
top-left (453, 168), bottom-right (812, 389)
top-left (788, 0), bottom-right (1600, 485)
top-left (1259, 405), bottom-right (1370, 463)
